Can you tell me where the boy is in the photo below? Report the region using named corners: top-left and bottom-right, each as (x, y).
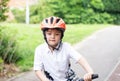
top-left (34, 16), bottom-right (94, 81)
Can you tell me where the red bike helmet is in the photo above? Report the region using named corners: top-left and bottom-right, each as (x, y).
top-left (40, 16), bottom-right (66, 31)
top-left (40, 16), bottom-right (66, 50)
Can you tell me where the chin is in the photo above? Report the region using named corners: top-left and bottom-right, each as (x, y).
top-left (49, 43), bottom-right (57, 47)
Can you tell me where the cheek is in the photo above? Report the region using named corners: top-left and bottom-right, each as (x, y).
top-left (56, 35), bottom-right (61, 40)
top-left (45, 35), bottom-right (49, 41)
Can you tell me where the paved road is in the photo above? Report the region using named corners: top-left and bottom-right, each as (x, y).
top-left (107, 61), bottom-right (120, 81)
top-left (7, 26), bottom-right (120, 81)
top-left (72, 26), bottom-right (120, 81)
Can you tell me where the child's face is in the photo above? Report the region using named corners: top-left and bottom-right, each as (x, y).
top-left (45, 28), bottom-right (62, 47)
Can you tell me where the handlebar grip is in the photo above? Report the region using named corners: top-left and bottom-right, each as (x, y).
top-left (78, 74), bottom-right (99, 81)
top-left (92, 74), bottom-right (99, 79)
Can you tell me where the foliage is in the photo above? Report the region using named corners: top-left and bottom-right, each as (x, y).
top-left (102, 0), bottom-right (120, 13)
top-left (30, 0), bottom-right (53, 24)
top-left (0, 57), bottom-right (3, 64)
top-left (90, 0), bottom-right (105, 11)
top-left (0, 25), bottom-right (21, 64)
top-left (101, 0), bottom-right (120, 25)
top-left (0, 57), bottom-right (3, 75)
top-left (0, 0), bottom-right (9, 21)
top-left (112, 13), bottom-right (120, 25)
top-left (29, 0), bottom-right (120, 24)
top-left (11, 9), bottom-right (25, 23)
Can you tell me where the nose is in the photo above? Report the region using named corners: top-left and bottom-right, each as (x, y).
top-left (51, 34), bottom-right (55, 39)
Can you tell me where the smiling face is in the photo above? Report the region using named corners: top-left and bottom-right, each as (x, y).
top-left (45, 28), bottom-right (62, 48)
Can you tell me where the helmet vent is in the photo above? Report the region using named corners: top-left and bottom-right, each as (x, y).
top-left (45, 19), bottom-right (48, 23)
top-left (56, 18), bottom-right (60, 23)
top-left (50, 17), bottom-right (54, 24)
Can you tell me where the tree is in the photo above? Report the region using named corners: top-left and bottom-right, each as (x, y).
top-left (30, 0), bottom-right (120, 24)
top-left (101, 0), bottom-right (120, 24)
top-left (102, 0), bottom-right (120, 13)
top-left (30, 0), bottom-right (54, 23)
top-left (0, 0), bottom-right (9, 21)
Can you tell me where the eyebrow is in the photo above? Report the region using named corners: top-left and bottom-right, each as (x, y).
top-left (46, 30), bottom-right (61, 33)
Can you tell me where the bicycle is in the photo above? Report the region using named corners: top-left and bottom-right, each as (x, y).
top-left (66, 68), bottom-right (98, 81)
top-left (45, 68), bottom-right (99, 81)
top-left (67, 74), bottom-right (99, 81)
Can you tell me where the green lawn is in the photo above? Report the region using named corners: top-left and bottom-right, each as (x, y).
top-left (0, 23), bottom-right (113, 71)
top-left (63, 24), bottom-right (113, 44)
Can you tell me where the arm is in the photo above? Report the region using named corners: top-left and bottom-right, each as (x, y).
top-left (66, 43), bottom-right (93, 80)
top-left (78, 56), bottom-right (93, 73)
top-left (78, 56), bottom-right (94, 81)
top-left (35, 70), bottom-right (50, 81)
top-left (34, 46), bottom-right (49, 81)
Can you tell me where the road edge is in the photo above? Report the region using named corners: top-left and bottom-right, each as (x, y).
top-left (104, 60), bottom-right (120, 81)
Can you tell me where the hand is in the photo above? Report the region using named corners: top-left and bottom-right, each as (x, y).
top-left (83, 73), bottom-right (93, 81)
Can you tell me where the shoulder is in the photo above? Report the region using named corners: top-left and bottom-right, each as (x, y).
top-left (35, 43), bottom-right (47, 51)
top-left (62, 42), bottom-right (72, 47)
top-left (62, 42), bottom-right (73, 49)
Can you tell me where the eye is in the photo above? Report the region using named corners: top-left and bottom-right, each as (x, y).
top-left (55, 33), bottom-right (60, 35)
top-left (46, 32), bottom-right (52, 35)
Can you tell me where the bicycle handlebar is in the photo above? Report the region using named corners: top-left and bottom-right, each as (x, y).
top-left (78, 74), bottom-right (99, 81)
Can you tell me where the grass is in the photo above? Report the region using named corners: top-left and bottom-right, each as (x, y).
top-left (63, 24), bottom-right (113, 44)
top-left (0, 23), bottom-right (114, 71)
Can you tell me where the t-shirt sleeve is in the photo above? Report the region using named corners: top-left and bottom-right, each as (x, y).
top-left (66, 43), bottom-right (82, 63)
top-left (33, 46), bottom-right (44, 71)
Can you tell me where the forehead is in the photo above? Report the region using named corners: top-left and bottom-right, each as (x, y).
top-left (46, 28), bottom-right (61, 33)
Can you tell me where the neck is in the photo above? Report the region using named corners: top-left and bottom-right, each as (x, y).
top-left (49, 46), bottom-right (55, 52)
top-left (48, 41), bottom-right (62, 52)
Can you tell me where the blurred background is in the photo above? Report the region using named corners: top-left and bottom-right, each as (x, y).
top-left (2, 0), bottom-right (120, 24)
top-left (0, 0), bottom-right (120, 80)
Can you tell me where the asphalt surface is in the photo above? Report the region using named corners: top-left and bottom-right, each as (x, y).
top-left (73, 26), bottom-right (120, 81)
top-left (107, 61), bottom-right (120, 81)
top-left (6, 26), bottom-right (120, 81)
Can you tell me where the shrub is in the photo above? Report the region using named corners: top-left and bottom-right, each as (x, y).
top-left (102, 0), bottom-right (120, 12)
top-left (0, 57), bottom-right (4, 72)
top-left (0, 0), bottom-right (9, 21)
top-left (11, 9), bottom-right (25, 23)
top-left (30, 15), bottom-right (41, 24)
top-left (0, 26), bottom-right (21, 64)
top-left (112, 14), bottom-right (120, 25)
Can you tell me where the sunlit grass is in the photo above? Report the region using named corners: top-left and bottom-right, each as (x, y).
top-left (63, 24), bottom-right (113, 44)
